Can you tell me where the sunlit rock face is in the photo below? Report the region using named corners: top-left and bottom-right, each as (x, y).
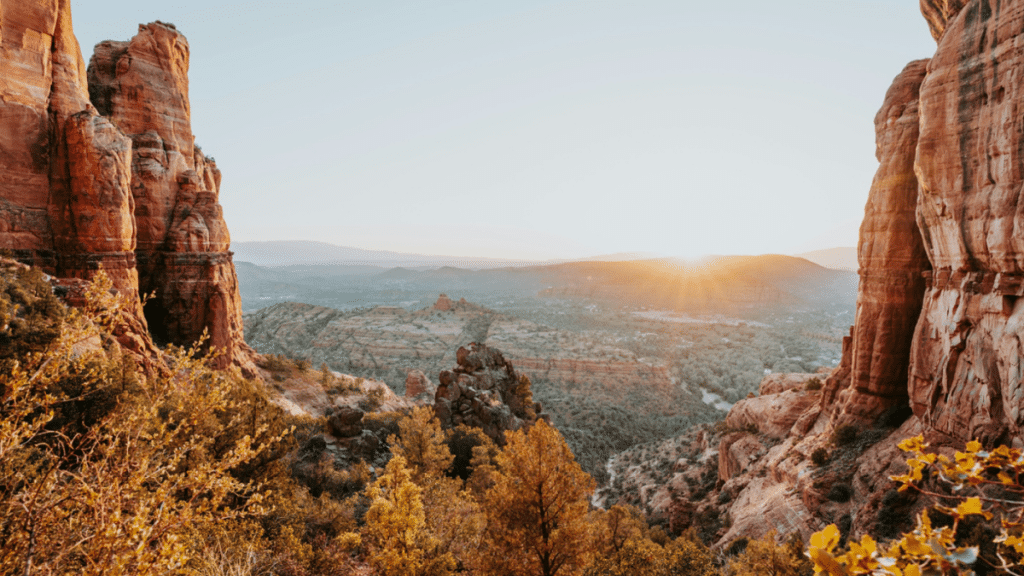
top-left (86, 21), bottom-right (254, 373)
top-left (0, 0), bottom-right (141, 304)
top-left (831, 60), bottom-right (931, 427)
top-left (908, 1), bottom-right (1024, 444)
top-left (0, 2), bottom-right (254, 375)
top-left (919, 0), bottom-right (970, 41)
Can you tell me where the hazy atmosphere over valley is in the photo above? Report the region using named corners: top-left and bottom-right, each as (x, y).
top-left (6, 0), bottom-right (1024, 574)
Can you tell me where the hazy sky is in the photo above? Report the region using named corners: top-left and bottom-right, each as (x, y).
top-left (72, 1), bottom-right (936, 260)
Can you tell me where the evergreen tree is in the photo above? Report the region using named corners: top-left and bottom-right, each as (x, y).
top-left (361, 455), bottom-right (455, 576)
top-left (479, 420), bottom-right (595, 576)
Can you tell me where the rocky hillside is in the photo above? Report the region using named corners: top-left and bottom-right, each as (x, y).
top-left (0, 2), bottom-right (254, 374)
top-left (244, 294), bottom-right (714, 478)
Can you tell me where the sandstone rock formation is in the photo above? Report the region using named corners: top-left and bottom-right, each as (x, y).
top-left (830, 60), bottom-right (931, 427)
top-left (434, 343), bottom-right (545, 444)
top-left (908, 0), bottom-right (1024, 445)
top-left (405, 369), bottom-right (435, 399)
top-left (919, 0), bottom-right (969, 40)
top-left (0, 3), bottom-right (254, 375)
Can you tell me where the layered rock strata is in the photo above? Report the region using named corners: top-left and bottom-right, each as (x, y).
top-left (0, 3), bottom-right (254, 374)
top-left (909, 0), bottom-right (1024, 444)
top-left (830, 60), bottom-right (931, 427)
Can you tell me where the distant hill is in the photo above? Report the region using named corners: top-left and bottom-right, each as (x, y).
top-left (526, 255), bottom-right (858, 312)
top-left (233, 240), bottom-right (543, 269)
top-left (795, 247), bottom-right (858, 271)
top-left (232, 240), bottom-right (661, 269)
top-left (233, 252), bottom-right (858, 317)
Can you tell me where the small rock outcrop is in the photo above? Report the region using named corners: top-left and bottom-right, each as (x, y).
top-left (434, 343), bottom-right (544, 444)
top-left (0, 3), bottom-right (255, 375)
top-left (405, 370), bottom-right (435, 399)
top-left (433, 294), bottom-right (453, 311)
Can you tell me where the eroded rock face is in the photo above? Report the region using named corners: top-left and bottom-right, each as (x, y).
top-left (434, 343), bottom-right (545, 444)
top-left (86, 21), bottom-right (253, 373)
top-left (909, 2), bottom-right (1024, 444)
top-left (919, 0), bottom-right (969, 41)
top-left (831, 60), bottom-right (931, 427)
top-left (0, 3), bottom-right (254, 375)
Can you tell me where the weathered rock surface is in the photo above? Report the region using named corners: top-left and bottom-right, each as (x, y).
top-left (0, 4), bottom-right (254, 375)
top-left (919, 0), bottom-right (969, 41)
top-left (831, 60), bottom-right (931, 427)
top-left (909, 1), bottom-right (1024, 444)
top-left (726, 384), bottom-right (820, 440)
top-left (717, 432), bottom-right (765, 482)
top-left (434, 343), bottom-right (545, 444)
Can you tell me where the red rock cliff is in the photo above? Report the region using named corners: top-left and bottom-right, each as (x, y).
top-left (835, 0), bottom-right (1024, 445)
top-left (908, 0), bottom-right (1024, 444)
top-left (87, 22), bottom-right (251, 372)
top-left (0, 3), bottom-right (255, 375)
top-left (830, 60), bottom-right (931, 427)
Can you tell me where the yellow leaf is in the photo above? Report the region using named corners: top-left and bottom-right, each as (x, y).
top-left (808, 546), bottom-right (850, 576)
top-left (965, 440), bottom-right (982, 453)
top-left (956, 497), bottom-right (991, 519)
top-left (898, 435), bottom-right (927, 453)
top-left (904, 565), bottom-right (921, 576)
top-left (860, 535), bottom-right (877, 556)
top-left (810, 524), bottom-right (841, 554)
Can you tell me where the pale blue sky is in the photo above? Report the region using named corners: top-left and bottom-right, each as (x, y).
top-left (72, 1), bottom-right (936, 260)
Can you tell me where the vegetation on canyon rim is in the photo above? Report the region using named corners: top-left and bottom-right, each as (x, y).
top-left (0, 268), bottom-right (817, 575)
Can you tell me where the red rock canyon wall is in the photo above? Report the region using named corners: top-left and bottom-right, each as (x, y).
top-left (0, 2), bottom-right (254, 374)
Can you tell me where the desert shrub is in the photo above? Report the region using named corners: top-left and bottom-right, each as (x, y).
top-left (294, 357), bottom-right (312, 372)
top-left (831, 424), bottom-right (859, 446)
top-left (826, 483), bottom-right (852, 503)
top-left (727, 531), bottom-right (812, 576)
top-left (259, 353), bottom-right (292, 373)
top-left (805, 377), bottom-right (822, 391)
top-left (327, 375), bottom-right (361, 396)
top-left (360, 386), bottom-right (386, 411)
top-left (0, 273), bottom-right (287, 575)
top-left (0, 265), bottom-right (64, 367)
top-left (811, 448), bottom-right (829, 466)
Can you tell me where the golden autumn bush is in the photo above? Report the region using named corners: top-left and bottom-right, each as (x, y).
top-left (808, 435), bottom-right (1024, 576)
top-left (0, 273), bottom-right (286, 575)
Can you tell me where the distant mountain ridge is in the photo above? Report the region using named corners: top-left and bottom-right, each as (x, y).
top-left (795, 247), bottom-right (857, 271)
top-left (232, 240), bottom-right (658, 269)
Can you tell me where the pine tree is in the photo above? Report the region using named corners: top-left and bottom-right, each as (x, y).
top-left (388, 407), bottom-right (454, 486)
top-left (361, 455), bottom-right (455, 576)
top-left (478, 420), bottom-right (595, 576)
